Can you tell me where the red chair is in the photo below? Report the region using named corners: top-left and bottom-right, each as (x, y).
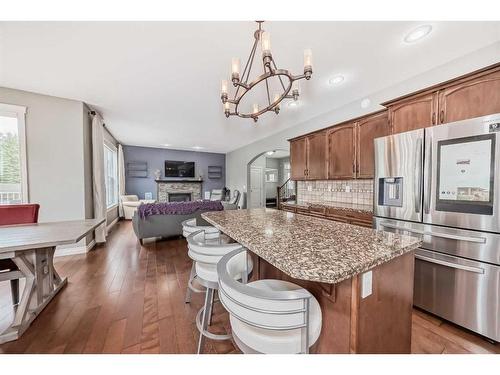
top-left (0, 204), bottom-right (40, 226)
top-left (0, 204), bottom-right (40, 307)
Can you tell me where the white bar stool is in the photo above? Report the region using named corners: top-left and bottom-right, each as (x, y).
top-left (187, 230), bottom-right (253, 354)
top-left (217, 248), bottom-right (322, 354)
top-left (181, 218), bottom-right (219, 303)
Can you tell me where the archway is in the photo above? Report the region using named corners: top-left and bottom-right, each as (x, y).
top-left (246, 149), bottom-right (290, 209)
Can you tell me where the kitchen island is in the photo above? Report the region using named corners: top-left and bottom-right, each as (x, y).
top-left (202, 208), bottom-right (422, 353)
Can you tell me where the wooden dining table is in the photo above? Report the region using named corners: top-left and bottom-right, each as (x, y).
top-left (0, 218), bottom-right (104, 344)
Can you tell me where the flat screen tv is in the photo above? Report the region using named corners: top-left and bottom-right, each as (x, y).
top-left (164, 160), bottom-right (195, 178)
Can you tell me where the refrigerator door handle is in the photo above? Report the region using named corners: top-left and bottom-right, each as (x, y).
top-left (415, 254), bottom-right (485, 274)
top-left (414, 138), bottom-right (423, 213)
top-left (379, 222), bottom-right (487, 243)
top-left (424, 136), bottom-right (432, 214)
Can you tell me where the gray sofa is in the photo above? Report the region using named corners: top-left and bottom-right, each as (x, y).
top-left (132, 209), bottom-right (213, 244)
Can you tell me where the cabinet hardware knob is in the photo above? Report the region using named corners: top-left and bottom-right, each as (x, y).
top-left (440, 110), bottom-right (444, 124)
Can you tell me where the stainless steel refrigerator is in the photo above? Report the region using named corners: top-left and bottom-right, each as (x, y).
top-left (373, 113), bottom-right (500, 342)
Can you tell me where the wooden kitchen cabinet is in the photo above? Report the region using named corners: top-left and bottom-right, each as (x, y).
top-left (290, 131), bottom-right (328, 180)
top-left (306, 131), bottom-right (328, 180)
top-left (289, 63), bottom-right (500, 183)
top-left (438, 69), bottom-right (500, 124)
top-left (356, 111), bottom-right (390, 178)
top-left (290, 137), bottom-right (307, 180)
top-left (387, 92), bottom-right (438, 134)
top-left (281, 203), bottom-right (373, 228)
top-left (328, 123), bottom-right (356, 179)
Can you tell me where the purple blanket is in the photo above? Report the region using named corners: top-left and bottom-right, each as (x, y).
top-left (137, 200), bottom-right (223, 219)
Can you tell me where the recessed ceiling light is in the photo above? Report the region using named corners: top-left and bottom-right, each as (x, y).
top-left (192, 146), bottom-right (203, 150)
top-left (360, 98), bottom-right (371, 109)
top-left (404, 25), bottom-right (432, 44)
top-left (266, 150), bottom-right (276, 156)
top-left (162, 143), bottom-right (170, 147)
top-left (329, 75), bottom-right (345, 85)
top-left (288, 101), bottom-right (300, 108)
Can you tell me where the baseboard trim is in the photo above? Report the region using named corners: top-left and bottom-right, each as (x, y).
top-left (54, 217), bottom-right (118, 258)
top-left (55, 239), bottom-right (96, 258)
top-left (107, 217), bottom-right (119, 232)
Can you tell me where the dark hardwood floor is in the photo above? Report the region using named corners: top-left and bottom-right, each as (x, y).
top-left (0, 221), bottom-right (498, 354)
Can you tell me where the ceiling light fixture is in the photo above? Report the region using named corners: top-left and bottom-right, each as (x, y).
top-left (360, 98), bottom-right (371, 109)
top-left (221, 21), bottom-right (313, 123)
top-left (404, 25), bottom-right (432, 44)
top-left (192, 146), bottom-right (203, 150)
top-left (329, 75), bottom-right (344, 85)
top-left (266, 150), bottom-right (276, 156)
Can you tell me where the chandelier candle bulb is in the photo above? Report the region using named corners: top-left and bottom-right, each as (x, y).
top-left (221, 79), bottom-right (228, 101)
top-left (303, 49), bottom-right (313, 79)
top-left (261, 31), bottom-right (272, 67)
top-left (261, 32), bottom-right (271, 53)
top-left (273, 93), bottom-right (280, 114)
top-left (224, 102), bottom-right (230, 117)
top-left (221, 80), bottom-right (228, 94)
top-left (292, 80), bottom-right (300, 100)
top-left (231, 58), bottom-right (240, 83)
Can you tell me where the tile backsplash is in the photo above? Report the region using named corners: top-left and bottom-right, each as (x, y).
top-left (297, 180), bottom-right (374, 206)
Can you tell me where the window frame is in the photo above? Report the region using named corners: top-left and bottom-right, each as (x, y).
top-left (0, 103), bottom-right (28, 204)
top-left (103, 141), bottom-right (118, 210)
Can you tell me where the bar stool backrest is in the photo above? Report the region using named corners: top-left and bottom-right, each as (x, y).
top-left (217, 248), bottom-right (312, 331)
top-left (182, 218), bottom-right (219, 239)
top-left (186, 230), bottom-right (244, 268)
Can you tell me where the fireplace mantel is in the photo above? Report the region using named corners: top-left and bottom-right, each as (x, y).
top-left (155, 179), bottom-right (203, 183)
top-left (156, 180), bottom-right (203, 202)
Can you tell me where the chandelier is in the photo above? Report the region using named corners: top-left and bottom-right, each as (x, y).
top-left (221, 21), bottom-right (313, 122)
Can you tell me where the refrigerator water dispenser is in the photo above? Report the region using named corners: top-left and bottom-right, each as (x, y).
top-left (378, 177), bottom-right (403, 207)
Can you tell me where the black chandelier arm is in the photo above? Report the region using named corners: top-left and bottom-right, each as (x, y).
top-left (232, 81), bottom-right (250, 91)
top-left (290, 74), bottom-right (308, 81)
top-left (263, 60), bottom-right (272, 107)
top-left (224, 98), bottom-right (239, 105)
top-left (271, 59), bottom-right (287, 93)
top-left (233, 36), bottom-right (258, 100)
top-left (236, 36), bottom-right (258, 93)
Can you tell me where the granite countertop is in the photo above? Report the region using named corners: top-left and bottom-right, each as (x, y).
top-left (202, 208), bottom-right (421, 284)
top-left (283, 201), bottom-right (373, 214)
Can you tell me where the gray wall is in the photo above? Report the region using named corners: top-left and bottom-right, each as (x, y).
top-left (225, 42), bottom-right (500, 203)
top-left (123, 145), bottom-right (226, 200)
top-left (0, 86), bottom-right (87, 223)
top-left (0, 87), bottom-right (119, 250)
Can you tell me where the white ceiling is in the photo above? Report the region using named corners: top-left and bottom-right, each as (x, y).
top-left (1, 21), bottom-right (499, 153)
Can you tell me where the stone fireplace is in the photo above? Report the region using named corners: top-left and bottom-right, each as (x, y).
top-left (168, 193), bottom-right (192, 202)
top-left (156, 180), bottom-right (203, 203)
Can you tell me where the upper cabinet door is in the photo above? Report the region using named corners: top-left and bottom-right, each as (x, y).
top-left (388, 92), bottom-right (438, 134)
top-left (306, 131), bottom-right (328, 180)
top-left (328, 124), bottom-right (356, 179)
top-left (438, 70), bottom-right (500, 124)
top-left (356, 111), bottom-right (390, 179)
top-left (290, 137), bottom-right (307, 180)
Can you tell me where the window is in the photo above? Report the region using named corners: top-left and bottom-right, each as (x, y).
top-left (0, 103), bottom-right (27, 205)
top-left (283, 161), bottom-right (293, 189)
top-left (104, 143), bottom-right (118, 209)
top-left (265, 168), bottom-right (278, 183)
